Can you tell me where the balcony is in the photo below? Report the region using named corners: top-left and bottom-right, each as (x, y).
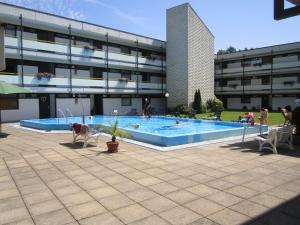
top-left (215, 61), bottom-right (300, 77)
top-left (0, 73), bottom-right (166, 94)
top-left (215, 83), bottom-right (300, 94)
top-left (4, 36), bottom-right (166, 72)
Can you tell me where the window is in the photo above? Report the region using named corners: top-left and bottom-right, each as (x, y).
top-left (242, 78), bottom-right (251, 86)
top-left (121, 72), bottom-right (131, 80)
top-left (5, 24), bottom-right (16, 37)
top-left (121, 98), bottom-right (131, 106)
top-left (141, 73), bottom-right (150, 82)
top-left (0, 94), bottom-right (18, 110)
top-left (241, 97), bottom-right (251, 104)
top-left (262, 76), bottom-right (270, 85)
top-left (120, 46), bottom-right (131, 54)
top-left (262, 56), bottom-right (272, 65)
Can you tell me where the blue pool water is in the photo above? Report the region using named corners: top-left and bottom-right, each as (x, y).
top-left (20, 116), bottom-right (267, 146)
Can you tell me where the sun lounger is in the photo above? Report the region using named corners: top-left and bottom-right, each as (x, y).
top-left (71, 123), bottom-right (101, 148)
top-left (255, 125), bottom-right (294, 154)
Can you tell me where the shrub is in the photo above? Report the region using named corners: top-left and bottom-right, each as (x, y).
top-left (292, 107), bottom-right (300, 135)
top-left (193, 89), bottom-right (204, 113)
top-left (207, 96), bottom-right (224, 112)
top-left (174, 104), bottom-right (193, 114)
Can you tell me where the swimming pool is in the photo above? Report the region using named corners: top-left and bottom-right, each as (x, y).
top-left (20, 116), bottom-right (268, 146)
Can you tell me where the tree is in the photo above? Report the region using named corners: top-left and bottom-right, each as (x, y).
top-left (226, 46), bottom-right (237, 53)
top-left (193, 89), bottom-right (204, 113)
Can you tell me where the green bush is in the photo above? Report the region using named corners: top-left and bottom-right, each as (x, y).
top-left (175, 104), bottom-right (193, 114)
top-left (193, 89), bottom-right (205, 113)
top-left (207, 96), bottom-right (224, 112)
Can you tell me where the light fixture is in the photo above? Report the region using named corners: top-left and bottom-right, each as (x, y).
top-left (165, 92), bottom-right (169, 98)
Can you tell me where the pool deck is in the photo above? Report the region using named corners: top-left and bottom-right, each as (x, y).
top-left (0, 124), bottom-right (299, 225)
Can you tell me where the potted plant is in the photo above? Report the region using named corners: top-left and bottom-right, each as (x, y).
top-left (292, 106), bottom-right (300, 145)
top-left (100, 119), bottom-right (131, 153)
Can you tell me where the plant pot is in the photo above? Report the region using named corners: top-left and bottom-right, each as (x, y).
top-left (106, 141), bottom-right (119, 153)
top-left (292, 134), bottom-right (300, 146)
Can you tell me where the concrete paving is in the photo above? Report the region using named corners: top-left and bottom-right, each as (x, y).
top-left (0, 124), bottom-right (299, 225)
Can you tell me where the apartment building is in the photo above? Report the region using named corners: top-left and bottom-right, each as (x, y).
top-left (0, 2), bottom-right (168, 122)
top-left (0, 2), bottom-right (214, 122)
top-left (215, 42), bottom-right (300, 110)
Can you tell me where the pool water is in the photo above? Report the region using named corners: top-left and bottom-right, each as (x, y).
top-left (20, 116), bottom-right (267, 146)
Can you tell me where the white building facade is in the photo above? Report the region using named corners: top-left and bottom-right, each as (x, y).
top-left (215, 42), bottom-right (300, 111)
top-left (0, 2), bottom-right (168, 121)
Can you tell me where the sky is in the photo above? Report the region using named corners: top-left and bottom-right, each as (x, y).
top-left (0, 0), bottom-right (299, 52)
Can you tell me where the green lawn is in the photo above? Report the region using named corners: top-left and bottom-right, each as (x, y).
top-left (194, 111), bottom-right (284, 126)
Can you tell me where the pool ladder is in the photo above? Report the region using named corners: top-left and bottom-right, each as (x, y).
top-left (57, 108), bottom-right (74, 124)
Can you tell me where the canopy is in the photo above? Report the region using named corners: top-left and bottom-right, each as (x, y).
top-left (0, 81), bottom-right (29, 94)
top-left (0, 81), bottom-right (30, 135)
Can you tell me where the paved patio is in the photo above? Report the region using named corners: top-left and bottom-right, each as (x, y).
top-left (0, 124), bottom-right (299, 225)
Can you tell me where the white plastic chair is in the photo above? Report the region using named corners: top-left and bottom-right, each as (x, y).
top-left (256, 126), bottom-right (294, 154)
top-left (112, 110), bottom-right (119, 116)
top-left (72, 124), bottom-right (101, 148)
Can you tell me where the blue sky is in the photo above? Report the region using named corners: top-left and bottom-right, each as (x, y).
top-left (1, 0), bottom-right (300, 52)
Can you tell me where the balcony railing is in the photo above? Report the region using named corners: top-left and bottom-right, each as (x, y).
top-left (215, 61), bottom-right (300, 76)
top-left (215, 83), bottom-right (300, 93)
top-left (4, 36), bottom-right (166, 72)
top-left (0, 72), bottom-right (166, 94)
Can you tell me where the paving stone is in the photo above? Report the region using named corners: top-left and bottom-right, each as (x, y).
top-left (4, 218), bottom-right (35, 225)
top-left (68, 200), bottom-right (106, 220)
top-left (168, 178), bottom-right (198, 188)
top-left (33, 208), bottom-right (75, 225)
top-left (89, 186), bottom-right (119, 199)
top-left (99, 193), bottom-right (134, 210)
top-left (141, 196), bottom-right (178, 213)
top-left (113, 204), bottom-right (152, 224)
top-left (0, 196), bottom-right (24, 211)
top-left (206, 191), bottom-right (243, 207)
top-left (53, 185), bottom-right (82, 197)
top-left (243, 181), bottom-right (274, 192)
top-left (28, 199), bottom-right (64, 216)
top-left (166, 189), bottom-right (199, 204)
top-left (185, 198), bottom-right (224, 216)
top-left (79, 212), bottom-right (124, 225)
top-left (208, 208), bottom-right (250, 225)
top-left (128, 215), bottom-right (169, 225)
top-left (125, 188), bottom-right (159, 202)
top-left (61, 191), bottom-right (94, 207)
top-left (0, 188), bottom-right (19, 200)
top-left (186, 184), bottom-right (220, 197)
top-left (159, 206), bottom-right (201, 225)
top-left (225, 185), bottom-right (258, 199)
top-left (23, 191), bottom-right (55, 206)
top-left (155, 172), bottom-right (181, 181)
top-left (0, 207), bottom-right (30, 224)
top-left (113, 180), bottom-right (142, 193)
top-left (148, 182), bottom-right (179, 195)
top-left (136, 177), bottom-right (163, 186)
top-left (188, 217), bottom-right (220, 225)
top-left (249, 193), bottom-right (285, 208)
top-left (206, 179), bottom-right (236, 190)
top-left (230, 200), bottom-right (269, 218)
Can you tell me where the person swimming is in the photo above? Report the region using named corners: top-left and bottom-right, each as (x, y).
top-left (161, 120), bottom-right (187, 128)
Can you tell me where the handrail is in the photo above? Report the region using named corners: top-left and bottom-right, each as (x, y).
top-left (5, 35), bottom-right (166, 60)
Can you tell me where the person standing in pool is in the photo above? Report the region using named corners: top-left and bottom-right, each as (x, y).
top-left (144, 98), bottom-right (151, 118)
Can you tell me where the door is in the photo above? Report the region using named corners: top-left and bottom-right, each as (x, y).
top-left (261, 96), bottom-right (269, 109)
top-left (93, 94), bottom-right (103, 115)
top-left (39, 94), bottom-right (50, 118)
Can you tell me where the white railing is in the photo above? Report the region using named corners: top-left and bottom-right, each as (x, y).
top-left (4, 36), bottom-right (166, 71)
top-left (0, 73), bottom-right (165, 93)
